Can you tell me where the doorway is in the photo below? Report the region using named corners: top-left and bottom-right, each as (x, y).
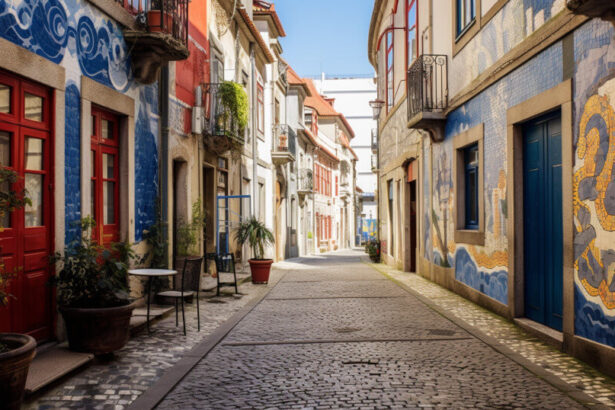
top-left (0, 71), bottom-right (54, 340)
top-left (523, 111), bottom-right (563, 331)
top-left (275, 180), bottom-right (283, 261)
top-left (405, 179), bottom-right (417, 272)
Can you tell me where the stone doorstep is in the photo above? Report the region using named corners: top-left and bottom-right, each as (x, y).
top-left (25, 344), bottom-right (94, 395)
top-left (513, 318), bottom-right (564, 349)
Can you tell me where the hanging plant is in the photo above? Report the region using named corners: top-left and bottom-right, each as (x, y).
top-left (218, 81), bottom-right (248, 132)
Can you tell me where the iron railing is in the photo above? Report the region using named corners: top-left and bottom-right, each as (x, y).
top-left (202, 83), bottom-right (245, 145)
top-left (371, 128), bottom-right (378, 153)
top-left (298, 168), bottom-right (314, 193)
top-left (273, 124), bottom-right (297, 157)
top-left (407, 54), bottom-right (448, 121)
top-left (116, 0), bottom-right (188, 46)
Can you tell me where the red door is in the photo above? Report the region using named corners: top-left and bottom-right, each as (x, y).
top-left (91, 106), bottom-right (120, 246)
top-left (0, 71), bottom-right (54, 341)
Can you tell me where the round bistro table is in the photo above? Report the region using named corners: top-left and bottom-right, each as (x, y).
top-left (128, 269), bottom-right (177, 333)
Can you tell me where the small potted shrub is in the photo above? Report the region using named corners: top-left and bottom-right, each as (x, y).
top-left (0, 167), bottom-right (35, 410)
top-left (235, 217), bottom-right (274, 284)
top-left (365, 239), bottom-right (381, 263)
top-left (52, 217), bottom-right (136, 355)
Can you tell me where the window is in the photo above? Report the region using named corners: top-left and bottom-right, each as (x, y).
top-left (464, 144), bottom-right (479, 229)
top-left (386, 30), bottom-right (394, 110)
top-left (335, 176), bottom-right (338, 196)
top-left (91, 106), bottom-right (120, 245)
top-left (456, 0), bottom-right (476, 37)
top-left (407, 0), bottom-right (418, 67)
top-left (454, 123), bottom-right (484, 245)
top-left (257, 83), bottom-right (264, 134)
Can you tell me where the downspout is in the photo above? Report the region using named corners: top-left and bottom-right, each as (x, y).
top-left (160, 64), bottom-right (170, 267)
top-left (250, 44), bottom-right (258, 220)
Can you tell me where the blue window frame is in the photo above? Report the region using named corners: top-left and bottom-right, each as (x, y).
top-left (464, 143), bottom-right (479, 229)
top-left (456, 0), bottom-right (476, 37)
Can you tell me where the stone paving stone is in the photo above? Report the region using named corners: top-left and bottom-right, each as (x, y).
top-left (376, 261), bottom-right (615, 407)
top-left (267, 279), bottom-right (407, 300)
top-left (24, 272), bottom-right (282, 410)
top-left (156, 250), bottom-right (592, 409)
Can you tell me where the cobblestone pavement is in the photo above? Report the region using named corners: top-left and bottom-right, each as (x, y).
top-left (374, 261), bottom-right (615, 408)
top-left (25, 269), bottom-right (282, 410)
top-left (156, 250), bottom-right (593, 409)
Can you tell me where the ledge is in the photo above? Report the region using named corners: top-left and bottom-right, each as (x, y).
top-left (454, 229), bottom-right (485, 246)
top-left (407, 111), bottom-right (446, 142)
top-left (87, 0), bottom-right (137, 29)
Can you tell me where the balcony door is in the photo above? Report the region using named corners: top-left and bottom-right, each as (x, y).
top-left (0, 71), bottom-right (54, 341)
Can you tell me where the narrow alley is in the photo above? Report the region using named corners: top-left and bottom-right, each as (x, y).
top-left (133, 250), bottom-right (596, 409)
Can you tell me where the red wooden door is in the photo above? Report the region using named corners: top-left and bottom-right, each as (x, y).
top-left (91, 106), bottom-right (120, 246)
top-left (0, 71), bottom-right (54, 341)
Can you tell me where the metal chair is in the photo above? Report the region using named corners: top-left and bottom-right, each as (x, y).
top-left (157, 257), bottom-right (203, 335)
top-left (206, 253), bottom-right (239, 296)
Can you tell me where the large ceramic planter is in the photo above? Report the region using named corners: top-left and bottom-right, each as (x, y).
top-left (60, 302), bottom-right (136, 355)
top-left (249, 259), bottom-right (273, 284)
top-left (0, 333), bottom-right (36, 410)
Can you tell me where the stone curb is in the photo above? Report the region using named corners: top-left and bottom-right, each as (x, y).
top-left (127, 268), bottom-right (288, 410)
top-left (364, 258), bottom-right (609, 410)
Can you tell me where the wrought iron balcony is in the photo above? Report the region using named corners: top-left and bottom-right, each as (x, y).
top-left (371, 128), bottom-right (378, 154)
top-left (122, 0), bottom-right (189, 84)
top-left (407, 54), bottom-right (448, 142)
top-left (297, 168), bottom-right (314, 197)
top-left (271, 124), bottom-right (297, 166)
top-left (202, 83), bottom-right (245, 154)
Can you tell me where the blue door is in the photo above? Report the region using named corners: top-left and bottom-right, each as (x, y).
top-left (523, 112), bottom-right (563, 331)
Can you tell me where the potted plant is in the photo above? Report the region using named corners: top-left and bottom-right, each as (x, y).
top-left (52, 217), bottom-right (136, 355)
top-left (147, 0), bottom-right (174, 34)
top-left (0, 167), bottom-right (35, 410)
top-left (234, 216), bottom-right (275, 284)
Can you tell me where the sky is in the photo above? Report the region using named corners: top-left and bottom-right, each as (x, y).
top-left (273, 0), bottom-right (375, 78)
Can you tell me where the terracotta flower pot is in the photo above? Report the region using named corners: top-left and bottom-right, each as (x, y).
top-left (147, 10), bottom-right (174, 34)
top-left (60, 302), bottom-right (136, 355)
top-left (249, 259), bottom-right (273, 284)
top-left (0, 333), bottom-right (36, 410)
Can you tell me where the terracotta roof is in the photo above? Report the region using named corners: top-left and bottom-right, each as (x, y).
top-left (355, 186), bottom-right (364, 193)
top-left (253, 1), bottom-right (286, 37)
top-left (238, 8), bottom-right (275, 64)
top-left (339, 133), bottom-right (359, 160)
top-left (302, 128), bottom-right (339, 162)
top-left (286, 64), bottom-right (312, 96)
top-left (304, 79), bottom-right (355, 139)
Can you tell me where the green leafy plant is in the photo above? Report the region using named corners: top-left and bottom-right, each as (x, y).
top-left (0, 168), bottom-right (31, 307)
top-left (175, 198), bottom-right (205, 257)
top-left (365, 239), bottom-right (381, 263)
top-left (219, 81), bottom-right (249, 132)
top-left (140, 203), bottom-right (170, 294)
top-left (234, 216), bottom-right (275, 260)
top-left (51, 217), bottom-right (134, 309)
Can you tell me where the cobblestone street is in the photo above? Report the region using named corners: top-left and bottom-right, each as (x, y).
top-left (153, 250), bottom-right (608, 409)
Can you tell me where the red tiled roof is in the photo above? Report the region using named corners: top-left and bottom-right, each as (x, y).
top-left (238, 8), bottom-right (275, 64)
top-left (302, 128), bottom-right (339, 163)
top-left (286, 64), bottom-right (312, 96)
top-left (356, 186), bottom-right (364, 193)
top-left (253, 1), bottom-right (286, 37)
top-left (304, 79), bottom-right (355, 139)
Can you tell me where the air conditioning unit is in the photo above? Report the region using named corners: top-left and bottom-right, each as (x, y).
top-left (192, 106), bottom-right (203, 134)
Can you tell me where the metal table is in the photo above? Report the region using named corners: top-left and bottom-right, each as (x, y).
top-left (128, 269), bottom-right (177, 333)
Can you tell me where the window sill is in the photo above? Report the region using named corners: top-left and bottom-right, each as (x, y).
top-left (455, 229), bottom-right (485, 246)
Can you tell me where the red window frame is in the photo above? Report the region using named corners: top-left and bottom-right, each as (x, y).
top-left (406, 0), bottom-right (418, 69)
top-left (91, 106), bottom-right (120, 245)
top-left (386, 30), bottom-right (394, 111)
top-left (257, 83), bottom-right (264, 134)
top-left (335, 176), bottom-right (338, 196)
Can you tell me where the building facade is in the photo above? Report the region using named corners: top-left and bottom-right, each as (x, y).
top-left (314, 76), bottom-right (377, 245)
top-left (369, 0), bottom-right (615, 377)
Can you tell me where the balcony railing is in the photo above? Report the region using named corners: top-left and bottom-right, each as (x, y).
top-left (407, 54), bottom-right (448, 121)
top-left (274, 125), bottom-right (297, 156)
top-left (120, 0), bottom-right (189, 83)
top-left (297, 168), bottom-right (314, 194)
top-left (371, 128), bottom-right (378, 153)
top-left (203, 83), bottom-right (245, 146)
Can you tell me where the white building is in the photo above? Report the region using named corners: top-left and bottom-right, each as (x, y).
top-left (314, 76), bottom-right (377, 244)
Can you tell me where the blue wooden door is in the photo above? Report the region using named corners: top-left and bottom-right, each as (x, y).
top-left (523, 112), bottom-right (563, 331)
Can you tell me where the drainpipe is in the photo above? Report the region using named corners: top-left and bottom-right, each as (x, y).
top-left (250, 44), bottom-right (258, 221)
top-left (160, 64), bottom-right (170, 267)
